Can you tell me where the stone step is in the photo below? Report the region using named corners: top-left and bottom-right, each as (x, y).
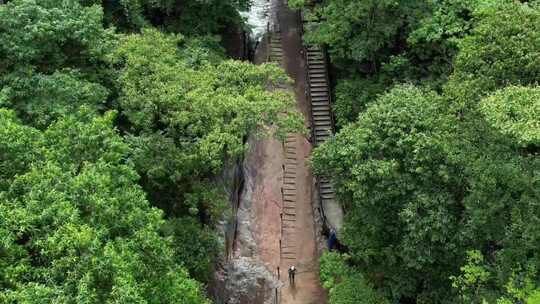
top-left (320, 193), bottom-right (335, 199)
top-left (313, 111), bottom-right (331, 117)
top-left (284, 170), bottom-right (296, 176)
top-left (311, 82), bottom-right (328, 87)
top-left (316, 133), bottom-right (331, 139)
top-left (320, 179), bottom-right (335, 186)
top-left (283, 206), bottom-right (296, 211)
top-left (311, 99), bottom-right (331, 108)
top-left (311, 93), bottom-right (329, 98)
top-left (311, 107), bottom-right (332, 114)
top-left (309, 70), bottom-right (326, 76)
top-left (311, 101), bottom-right (329, 106)
top-left (283, 214), bottom-right (296, 221)
top-left (314, 120), bottom-right (332, 130)
top-left (312, 101), bottom-right (330, 106)
top-left (312, 107), bottom-right (331, 113)
top-left (311, 91), bottom-right (329, 96)
top-left (307, 55), bottom-right (324, 60)
top-left (309, 76), bottom-right (327, 81)
top-left (283, 201), bottom-right (296, 208)
top-left (283, 180), bottom-right (296, 186)
top-left (313, 118), bottom-right (331, 124)
top-left (309, 73), bottom-right (326, 78)
top-left (283, 194), bottom-right (296, 200)
top-left (283, 183), bottom-right (296, 190)
top-left (319, 188), bottom-right (333, 195)
top-left (310, 87), bottom-right (329, 92)
top-left (315, 130), bottom-right (331, 136)
top-left (315, 136), bottom-right (331, 143)
top-left (320, 188), bottom-right (334, 194)
top-left (309, 79), bottom-right (327, 85)
top-left (320, 180), bottom-right (333, 186)
top-left (314, 122), bottom-right (332, 127)
top-left (283, 202), bottom-right (296, 209)
top-left (314, 133), bottom-right (331, 139)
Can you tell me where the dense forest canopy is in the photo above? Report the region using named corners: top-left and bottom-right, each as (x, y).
top-left (291, 0), bottom-right (540, 303)
top-left (0, 0), bottom-right (303, 302)
top-left (2, 0), bottom-right (540, 303)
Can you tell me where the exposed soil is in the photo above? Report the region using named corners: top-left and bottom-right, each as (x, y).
top-left (276, 1), bottom-right (327, 303)
top-left (215, 1), bottom-right (328, 303)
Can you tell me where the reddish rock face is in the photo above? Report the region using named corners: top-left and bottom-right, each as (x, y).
top-left (211, 1), bottom-right (329, 303)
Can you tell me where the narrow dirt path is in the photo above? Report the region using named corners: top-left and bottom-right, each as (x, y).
top-left (275, 1), bottom-right (327, 303)
top-left (230, 1), bottom-right (328, 303)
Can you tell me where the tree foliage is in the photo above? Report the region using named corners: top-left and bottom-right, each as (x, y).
top-left (110, 28), bottom-right (304, 218)
top-left (297, 0), bottom-right (479, 128)
top-left (302, 0), bottom-right (429, 69)
top-left (310, 1), bottom-right (540, 302)
top-left (479, 86), bottom-right (540, 148)
top-left (0, 110), bottom-right (210, 303)
top-left (445, 0), bottom-right (540, 105)
top-left (83, 0), bottom-right (250, 34)
top-left (0, 0), bottom-right (114, 128)
top-left (320, 252), bottom-right (388, 304)
top-left (0, 110), bottom-right (41, 190)
top-left (314, 82), bottom-right (540, 302)
top-left (0, 0), bottom-right (303, 300)
top-left (313, 86), bottom-right (464, 302)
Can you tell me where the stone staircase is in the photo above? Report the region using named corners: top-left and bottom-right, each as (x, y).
top-left (269, 32), bottom-right (298, 262)
top-left (304, 44), bottom-right (344, 232)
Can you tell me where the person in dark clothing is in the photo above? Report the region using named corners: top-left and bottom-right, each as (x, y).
top-left (328, 228), bottom-right (337, 251)
top-left (288, 265), bottom-right (296, 284)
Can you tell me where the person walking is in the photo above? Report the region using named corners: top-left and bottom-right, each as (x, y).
top-left (328, 228), bottom-right (337, 251)
top-left (288, 265), bottom-right (296, 284)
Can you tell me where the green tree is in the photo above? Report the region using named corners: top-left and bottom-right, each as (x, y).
top-left (162, 217), bottom-right (221, 283)
top-left (453, 251), bottom-right (540, 304)
top-left (479, 86), bottom-right (540, 148)
top-left (306, 0), bottom-right (540, 302)
top-left (407, 0), bottom-right (478, 88)
top-left (0, 0), bottom-right (114, 128)
top-left (0, 110), bottom-right (41, 190)
top-left (0, 110), bottom-right (210, 303)
top-left (332, 76), bottom-right (387, 128)
top-left (312, 85), bottom-right (540, 302)
top-left (110, 28), bottom-right (304, 217)
top-left (313, 86), bottom-right (463, 302)
top-left (82, 0), bottom-right (250, 34)
top-left (0, 0), bottom-right (113, 74)
top-left (302, 0), bottom-right (429, 70)
top-left (320, 252), bottom-right (388, 304)
top-left (299, 0), bottom-right (478, 127)
top-left (445, 1), bottom-right (540, 105)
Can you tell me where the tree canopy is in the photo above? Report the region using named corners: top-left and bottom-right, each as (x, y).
top-left (305, 0), bottom-right (540, 303)
top-left (0, 110), bottom-right (210, 303)
top-left (1, 0), bottom-right (303, 302)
